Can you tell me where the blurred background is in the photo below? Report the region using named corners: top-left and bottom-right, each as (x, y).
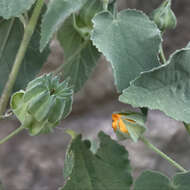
top-left (1, 0), bottom-right (190, 189)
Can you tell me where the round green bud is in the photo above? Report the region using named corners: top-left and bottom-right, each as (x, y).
top-left (150, 0), bottom-right (177, 32)
top-left (10, 74), bottom-right (73, 136)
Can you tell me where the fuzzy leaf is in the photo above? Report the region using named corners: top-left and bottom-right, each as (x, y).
top-left (173, 172), bottom-right (190, 190)
top-left (57, 16), bottom-right (100, 92)
top-left (119, 48), bottom-right (190, 123)
top-left (40, 0), bottom-right (87, 51)
top-left (91, 9), bottom-right (161, 92)
top-left (0, 0), bottom-right (36, 19)
top-left (134, 170), bottom-right (190, 190)
top-left (60, 132), bottom-right (132, 190)
top-left (134, 170), bottom-right (170, 190)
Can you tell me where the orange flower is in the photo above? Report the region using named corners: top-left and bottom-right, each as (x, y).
top-left (112, 113), bottom-right (135, 134)
top-left (112, 112), bottom-right (146, 142)
top-left (112, 113), bottom-right (120, 131)
top-left (118, 118), bottom-right (128, 133)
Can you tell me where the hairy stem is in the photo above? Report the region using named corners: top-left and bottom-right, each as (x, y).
top-left (113, 1), bottom-right (118, 19)
top-left (103, 0), bottom-right (109, 10)
top-left (160, 44), bottom-right (167, 64)
top-left (66, 129), bottom-right (78, 139)
top-left (140, 136), bottom-right (187, 172)
top-left (0, 125), bottom-right (25, 145)
top-left (19, 15), bottom-right (27, 28)
top-left (0, 0), bottom-right (44, 115)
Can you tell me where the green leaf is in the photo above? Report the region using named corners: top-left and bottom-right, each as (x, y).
top-left (0, 17), bottom-right (49, 95)
top-left (134, 170), bottom-right (190, 190)
top-left (134, 170), bottom-right (170, 190)
top-left (60, 131), bottom-right (132, 190)
top-left (119, 47), bottom-right (190, 123)
top-left (57, 16), bottom-right (100, 92)
top-left (40, 0), bottom-right (87, 51)
top-left (91, 9), bottom-right (161, 92)
top-left (0, 0), bottom-right (36, 19)
top-left (57, 0), bottom-right (103, 92)
top-left (79, 0), bottom-right (103, 27)
top-left (173, 172), bottom-right (190, 190)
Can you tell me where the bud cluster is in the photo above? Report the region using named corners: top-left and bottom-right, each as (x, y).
top-left (150, 0), bottom-right (177, 32)
top-left (11, 74), bottom-right (73, 136)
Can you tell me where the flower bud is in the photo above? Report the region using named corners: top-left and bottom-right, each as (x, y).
top-left (112, 112), bottom-right (147, 142)
top-left (150, 0), bottom-right (177, 32)
top-left (11, 74), bottom-right (73, 136)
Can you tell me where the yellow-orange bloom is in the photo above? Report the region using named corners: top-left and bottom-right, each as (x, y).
top-left (112, 113), bottom-right (135, 134)
top-left (112, 112), bottom-right (147, 142)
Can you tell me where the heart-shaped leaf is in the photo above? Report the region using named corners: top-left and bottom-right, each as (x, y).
top-left (60, 131), bottom-right (132, 190)
top-left (134, 170), bottom-right (190, 190)
top-left (91, 9), bottom-right (161, 92)
top-left (57, 16), bottom-right (100, 92)
top-left (119, 47), bottom-right (190, 123)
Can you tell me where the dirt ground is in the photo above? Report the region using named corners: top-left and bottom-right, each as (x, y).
top-left (1, 1), bottom-right (190, 189)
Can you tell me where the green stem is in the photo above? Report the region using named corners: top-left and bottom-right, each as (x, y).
top-left (160, 44), bottom-right (167, 64)
top-left (66, 129), bottom-right (78, 139)
top-left (113, 1), bottom-right (117, 19)
top-left (19, 15), bottom-right (27, 28)
top-left (72, 13), bottom-right (80, 33)
top-left (103, 0), bottom-right (109, 10)
top-left (0, 125), bottom-right (25, 145)
top-left (140, 136), bottom-right (187, 172)
top-left (0, 0), bottom-right (44, 115)
top-left (72, 13), bottom-right (91, 40)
